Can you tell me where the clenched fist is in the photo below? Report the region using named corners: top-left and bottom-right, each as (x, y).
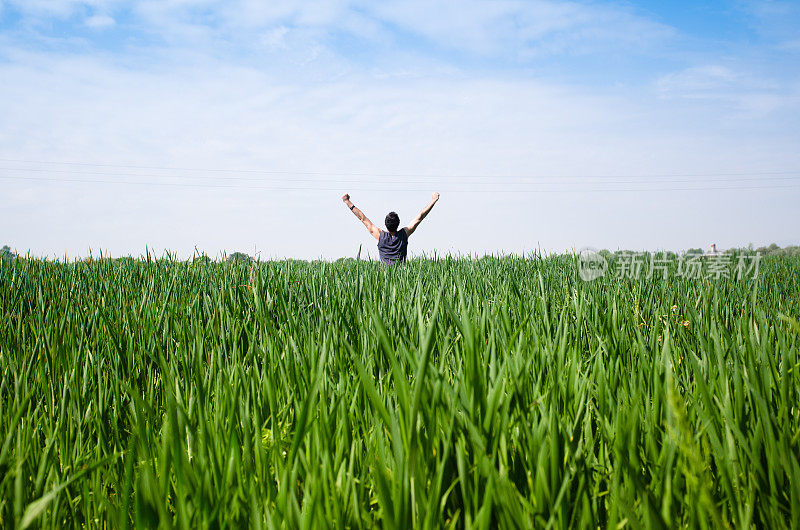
top-left (342, 193), bottom-right (350, 201)
top-left (432, 192), bottom-right (440, 202)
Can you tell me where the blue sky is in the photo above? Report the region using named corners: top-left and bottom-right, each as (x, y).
top-left (1, 1), bottom-right (799, 259)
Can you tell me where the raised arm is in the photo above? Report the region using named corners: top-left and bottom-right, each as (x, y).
top-left (342, 194), bottom-right (381, 240)
top-left (406, 192), bottom-right (440, 237)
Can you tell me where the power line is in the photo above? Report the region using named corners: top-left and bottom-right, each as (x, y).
top-left (1, 165), bottom-right (799, 185)
top-left (3, 173), bottom-right (800, 193)
top-left (0, 157), bottom-right (797, 180)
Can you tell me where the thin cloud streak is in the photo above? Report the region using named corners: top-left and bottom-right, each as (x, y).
top-left (3, 0), bottom-right (674, 62)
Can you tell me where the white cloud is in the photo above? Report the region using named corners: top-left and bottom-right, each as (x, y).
top-left (736, 0), bottom-right (800, 45)
top-left (654, 64), bottom-right (799, 117)
top-left (84, 13), bottom-right (114, 28)
top-left (4, 0), bottom-right (674, 61)
top-left (259, 26), bottom-right (289, 50)
top-left (366, 0), bottom-right (673, 57)
top-left (5, 0), bottom-right (122, 18)
top-left (657, 65), bottom-right (741, 92)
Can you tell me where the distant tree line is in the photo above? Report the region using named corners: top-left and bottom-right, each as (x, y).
top-left (752, 243), bottom-right (800, 257)
top-left (1, 245), bottom-right (17, 262)
top-left (226, 252), bottom-right (254, 263)
top-left (2, 244), bottom-right (799, 263)
top-left (597, 244), bottom-right (800, 257)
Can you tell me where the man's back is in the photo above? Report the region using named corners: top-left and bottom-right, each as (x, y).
top-left (377, 228), bottom-right (408, 263)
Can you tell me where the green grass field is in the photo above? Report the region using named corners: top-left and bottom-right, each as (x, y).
top-left (1, 254), bottom-right (799, 528)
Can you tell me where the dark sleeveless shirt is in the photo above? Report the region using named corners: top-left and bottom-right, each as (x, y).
top-left (377, 228), bottom-right (408, 263)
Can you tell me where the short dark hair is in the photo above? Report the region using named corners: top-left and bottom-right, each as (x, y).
top-left (385, 211), bottom-right (400, 232)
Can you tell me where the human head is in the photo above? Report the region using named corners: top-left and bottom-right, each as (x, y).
top-left (385, 212), bottom-right (400, 232)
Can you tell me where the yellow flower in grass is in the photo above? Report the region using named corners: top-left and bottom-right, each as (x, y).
top-left (671, 305), bottom-right (678, 313)
top-left (683, 320), bottom-right (690, 328)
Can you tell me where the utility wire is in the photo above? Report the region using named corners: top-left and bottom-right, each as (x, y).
top-left (1, 165), bottom-right (799, 185)
top-left (4, 173), bottom-right (800, 193)
top-left (0, 157), bottom-right (797, 180)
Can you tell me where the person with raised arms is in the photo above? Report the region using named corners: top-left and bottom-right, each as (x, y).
top-left (342, 192), bottom-right (440, 264)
